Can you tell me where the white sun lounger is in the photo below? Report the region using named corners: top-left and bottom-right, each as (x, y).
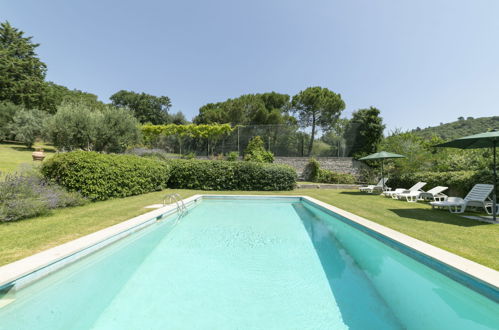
top-left (398, 186), bottom-right (448, 203)
top-left (359, 178), bottom-right (388, 193)
top-left (390, 181), bottom-right (426, 199)
top-left (430, 184), bottom-right (494, 214)
top-left (382, 188), bottom-right (405, 198)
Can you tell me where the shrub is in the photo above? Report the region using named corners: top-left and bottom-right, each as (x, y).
top-left (243, 136), bottom-right (274, 163)
top-left (41, 151), bottom-right (171, 200)
top-left (303, 158), bottom-right (356, 184)
top-left (317, 169), bottom-right (356, 184)
top-left (181, 152), bottom-right (196, 160)
top-left (389, 170), bottom-right (494, 197)
top-left (226, 151), bottom-right (239, 161)
top-left (0, 168), bottom-right (86, 222)
top-left (166, 159), bottom-right (296, 191)
top-left (303, 158), bottom-right (320, 181)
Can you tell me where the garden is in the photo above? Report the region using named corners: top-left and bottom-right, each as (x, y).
top-left (0, 20), bottom-right (498, 273)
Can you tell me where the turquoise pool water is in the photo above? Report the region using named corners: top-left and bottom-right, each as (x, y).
top-left (0, 197), bottom-right (498, 329)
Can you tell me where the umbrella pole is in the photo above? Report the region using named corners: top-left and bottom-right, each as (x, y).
top-left (493, 141), bottom-right (497, 222)
top-left (381, 160), bottom-right (384, 191)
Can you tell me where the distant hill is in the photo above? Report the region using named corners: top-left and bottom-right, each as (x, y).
top-left (411, 116), bottom-right (499, 140)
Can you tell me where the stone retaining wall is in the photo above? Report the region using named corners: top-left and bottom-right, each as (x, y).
top-left (273, 157), bottom-right (365, 179)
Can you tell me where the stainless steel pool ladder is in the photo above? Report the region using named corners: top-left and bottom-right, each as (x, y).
top-left (163, 193), bottom-right (187, 217)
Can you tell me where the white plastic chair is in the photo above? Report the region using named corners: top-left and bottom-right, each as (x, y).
top-left (430, 184), bottom-right (494, 213)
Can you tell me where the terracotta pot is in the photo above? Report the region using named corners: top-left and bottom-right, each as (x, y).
top-left (32, 148), bottom-right (46, 161)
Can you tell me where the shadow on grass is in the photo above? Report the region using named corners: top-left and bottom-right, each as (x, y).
top-left (389, 208), bottom-right (490, 227)
top-left (339, 191), bottom-right (373, 196)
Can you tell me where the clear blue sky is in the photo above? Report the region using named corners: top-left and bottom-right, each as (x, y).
top-left (3, 0), bottom-right (499, 132)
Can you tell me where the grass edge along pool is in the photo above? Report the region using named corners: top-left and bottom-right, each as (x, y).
top-left (0, 195), bottom-right (498, 328)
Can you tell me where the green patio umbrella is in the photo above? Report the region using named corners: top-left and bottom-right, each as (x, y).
top-left (434, 129), bottom-right (498, 221)
top-left (359, 151), bottom-right (406, 190)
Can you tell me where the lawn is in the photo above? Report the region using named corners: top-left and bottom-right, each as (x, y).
top-left (0, 141), bottom-right (55, 175)
top-left (0, 188), bottom-right (497, 270)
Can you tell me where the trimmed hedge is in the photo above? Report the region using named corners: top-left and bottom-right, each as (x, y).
top-left (165, 159), bottom-right (296, 191)
top-left (388, 170), bottom-right (494, 197)
top-left (42, 151), bottom-right (170, 201)
top-left (318, 169), bottom-right (356, 184)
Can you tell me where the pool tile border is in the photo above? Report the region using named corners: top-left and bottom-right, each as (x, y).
top-left (0, 194), bottom-right (498, 297)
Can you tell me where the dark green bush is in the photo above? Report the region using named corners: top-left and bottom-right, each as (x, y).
top-left (166, 159), bottom-right (296, 191)
top-left (318, 169), bottom-right (356, 184)
top-left (303, 158), bottom-right (356, 184)
top-left (42, 151), bottom-right (170, 200)
top-left (303, 158), bottom-right (320, 181)
top-left (389, 170), bottom-right (494, 197)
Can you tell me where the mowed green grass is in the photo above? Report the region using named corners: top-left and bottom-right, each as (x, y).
top-left (0, 188), bottom-right (498, 270)
top-left (0, 142), bottom-right (55, 175)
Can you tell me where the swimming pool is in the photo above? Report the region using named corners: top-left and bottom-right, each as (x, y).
top-left (0, 196), bottom-right (498, 329)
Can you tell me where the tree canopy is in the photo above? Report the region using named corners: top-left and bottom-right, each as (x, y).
top-left (344, 106), bottom-right (385, 158)
top-left (110, 90), bottom-right (172, 124)
top-left (0, 21), bottom-right (48, 110)
top-left (290, 87), bottom-right (345, 156)
top-left (193, 92), bottom-right (293, 126)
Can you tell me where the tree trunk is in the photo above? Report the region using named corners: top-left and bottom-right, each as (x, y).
top-left (307, 114), bottom-right (316, 156)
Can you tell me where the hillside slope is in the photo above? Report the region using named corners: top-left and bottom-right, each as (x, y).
top-left (412, 116), bottom-right (499, 140)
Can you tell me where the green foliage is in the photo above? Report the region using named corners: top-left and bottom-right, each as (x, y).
top-left (0, 101), bottom-right (20, 140)
top-left (93, 107), bottom-right (141, 153)
top-left (226, 151), bottom-right (239, 161)
top-left (194, 92), bottom-right (292, 126)
top-left (291, 87), bottom-right (345, 156)
top-left (45, 103), bottom-right (140, 152)
top-left (243, 136), bottom-right (274, 163)
top-left (0, 21), bottom-right (48, 110)
top-left (303, 158), bottom-right (356, 184)
top-left (389, 170), bottom-right (494, 198)
top-left (317, 169), bottom-right (356, 184)
top-left (303, 158), bottom-right (320, 181)
top-left (165, 159), bottom-right (296, 191)
top-left (141, 123), bottom-right (234, 155)
top-left (44, 103), bottom-right (100, 150)
top-left (412, 116), bottom-right (499, 140)
top-left (42, 82), bottom-right (106, 114)
top-left (41, 151), bottom-right (170, 201)
top-left (110, 90), bottom-right (171, 124)
top-left (8, 109), bottom-right (46, 148)
top-left (344, 107), bottom-right (385, 158)
top-left (0, 168), bottom-right (86, 222)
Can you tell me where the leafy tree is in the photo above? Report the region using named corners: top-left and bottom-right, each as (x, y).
top-left (45, 102), bottom-right (140, 152)
top-left (41, 82), bottom-right (105, 113)
top-left (44, 103), bottom-right (100, 150)
top-left (194, 92), bottom-right (291, 126)
top-left (0, 21), bottom-right (48, 110)
top-left (243, 136), bottom-right (274, 163)
top-left (344, 107), bottom-right (385, 158)
top-left (9, 109), bottom-right (46, 148)
top-left (290, 87), bottom-right (345, 156)
top-left (169, 111), bottom-right (188, 125)
top-left (0, 101), bottom-right (21, 140)
top-left (94, 107), bottom-right (141, 153)
top-left (110, 90), bottom-right (171, 124)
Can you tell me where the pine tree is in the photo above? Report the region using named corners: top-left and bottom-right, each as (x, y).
top-left (0, 21), bottom-right (48, 109)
